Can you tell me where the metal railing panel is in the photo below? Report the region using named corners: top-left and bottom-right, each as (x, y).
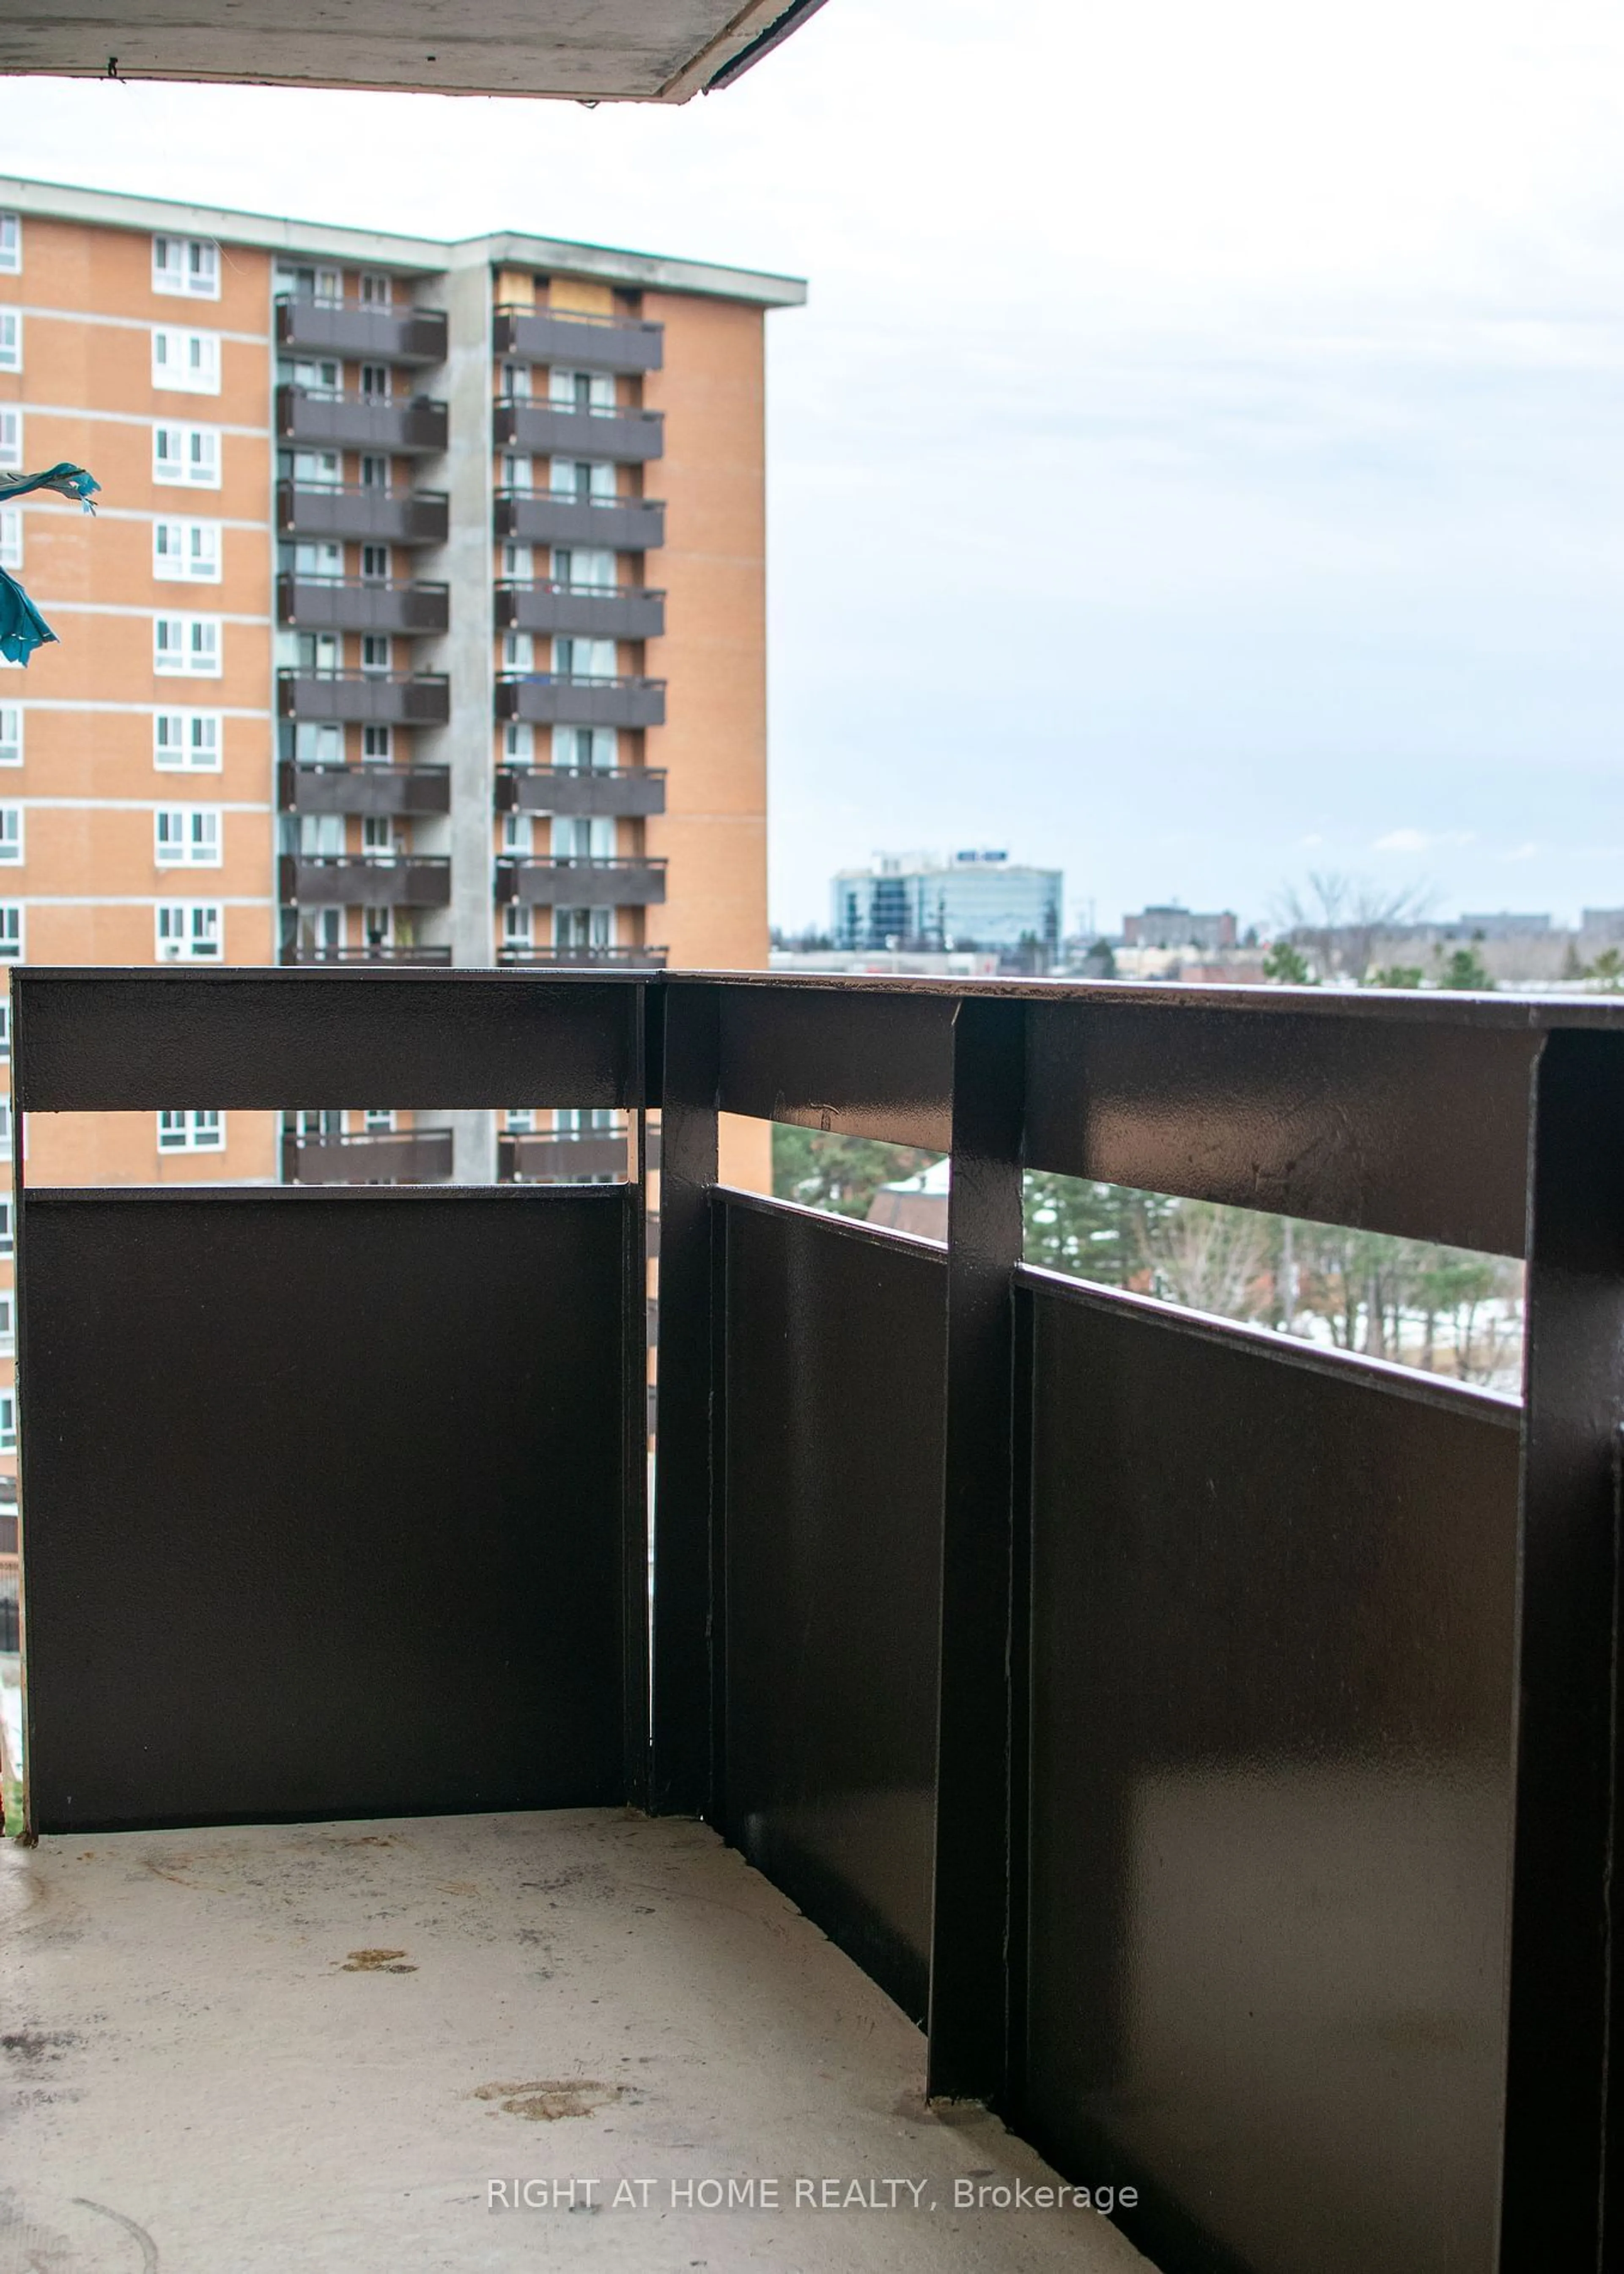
top-left (1018, 1268), bottom-right (1520, 2274)
top-left (717, 1192), bottom-right (946, 2022)
top-left (19, 1186), bottom-right (632, 1832)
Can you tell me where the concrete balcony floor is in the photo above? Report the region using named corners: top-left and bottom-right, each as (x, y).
top-left (1, 1808), bottom-right (1149, 2274)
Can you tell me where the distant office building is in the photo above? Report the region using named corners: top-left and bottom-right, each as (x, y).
top-left (831, 850), bottom-right (1061, 955)
top-left (1122, 904), bottom-right (1238, 952)
top-left (1457, 913), bottom-right (1551, 940)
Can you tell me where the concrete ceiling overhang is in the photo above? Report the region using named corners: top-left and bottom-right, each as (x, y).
top-left (0, 0), bottom-right (830, 100)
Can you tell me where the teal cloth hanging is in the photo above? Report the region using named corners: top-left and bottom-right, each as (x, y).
top-left (0, 462), bottom-right (101, 666)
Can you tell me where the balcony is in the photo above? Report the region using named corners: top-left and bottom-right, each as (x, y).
top-left (497, 942), bottom-right (669, 967)
top-left (281, 1125), bottom-right (454, 1183)
top-left (499, 1125), bottom-right (627, 1182)
top-left (494, 397), bottom-right (664, 463)
top-left (494, 487), bottom-right (665, 551)
top-left (277, 576), bottom-right (450, 634)
top-left (278, 853), bottom-right (451, 905)
top-left (278, 671), bottom-right (451, 726)
top-left (9, 966), bottom-right (1612, 2274)
top-left (495, 578), bottom-right (664, 640)
top-left (279, 761), bottom-right (451, 817)
top-left (494, 304), bottom-right (663, 372)
top-left (277, 385), bottom-right (449, 456)
top-left (496, 673), bottom-right (666, 729)
top-left (275, 295), bottom-right (448, 366)
top-left (277, 481), bottom-right (450, 547)
top-left (497, 855), bottom-right (667, 907)
top-left (278, 942), bottom-right (453, 965)
top-left (497, 763), bottom-right (666, 818)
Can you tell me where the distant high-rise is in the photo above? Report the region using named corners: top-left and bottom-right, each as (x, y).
top-left (831, 849), bottom-right (1062, 957)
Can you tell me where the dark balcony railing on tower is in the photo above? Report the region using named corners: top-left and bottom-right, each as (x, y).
top-left (493, 304), bottom-right (663, 373)
top-left (16, 966), bottom-right (1622, 2274)
top-left (494, 488), bottom-right (665, 552)
top-left (496, 764), bottom-right (665, 819)
top-left (277, 576), bottom-right (450, 635)
top-left (277, 482), bottom-right (449, 548)
top-left (495, 580), bottom-right (665, 641)
top-left (281, 1125), bottom-right (454, 1184)
top-left (275, 296), bottom-right (448, 366)
top-left (278, 760), bottom-right (451, 817)
top-left (277, 671), bottom-right (450, 727)
top-left (496, 942), bottom-right (669, 968)
top-left (494, 398), bottom-right (664, 463)
top-left (277, 386), bottom-right (449, 456)
top-left (499, 1126), bottom-right (627, 1183)
top-left (497, 856), bottom-right (666, 908)
top-left (495, 674), bottom-right (665, 730)
top-left (278, 853), bottom-right (451, 906)
top-left (277, 942), bottom-right (453, 965)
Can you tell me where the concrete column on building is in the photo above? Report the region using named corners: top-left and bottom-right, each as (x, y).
top-left (439, 253), bottom-right (498, 1182)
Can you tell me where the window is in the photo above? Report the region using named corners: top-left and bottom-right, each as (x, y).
top-left (292, 450), bottom-right (340, 489)
top-left (554, 635), bottom-right (615, 680)
top-left (157, 1109), bottom-right (224, 1152)
top-left (553, 724), bottom-right (616, 771)
top-left (503, 454), bottom-right (534, 488)
top-left (359, 363), bottom-right (391, 401)
top-left (294, 722), bottom-right (343, 768)
top-left (0, 1388), bottom-right (16, 1453)
top-left (359, 634), bottom-right (391, 674)
top-left (502, 542), bottom-right (534, 579)
top-left (0, 906), bottom-right (22, 960)
top-left (155, 902), bottom-right (222, 961)
top-left (361, 815), bottom-right (398, 857)
top-left (152, 327), bottom-right (220, 394)
top-left (361, 724), bottom-right (392, 763)
top-left (550, 459), bottom-right (615, 500)
top-left (503, 721), bottom-right (534, 765)
top-left (549, 368), bottom-right (615, 411)
top-left (153, 424), bottom-right (221, 487)
top-left (152, 235), bottom-right (219, 298)
top-left (0, 1196), bottom-right (11, 1254)
top-left (362, 905), bottom-right (392, 949)
top-left (360, 455), bottom-right (390, 491)
top-left (0, 310), bottom-right (19, 373)
top-left (553, 546), bottom-right (615, 590)
top-left (0, 410), bottom-right (20, 471)
top-left (359, 272), bottom-right (392, 307)
top-left (506, 1110), bottom-right (536, 1133)
top-left (298, 813), bottom-right (343, 856)
top-left (502, 903), bottom-right (533, 950)
top-left (554, 814), bottom-right (615, 860)
top-left (0, 998), bottom-right (10, 1057)
top-left (272, 266), bottom-right (343, 306)
top-left (502, 631), bottom-right (533, 672)
top-left (362, 1108), bottom-right (395, 1132)
top-left (291, 356), bottom-right (340, 395)
top-left (0, 809), bottom-right (22, 865)
top-left (154, 615), bottom-right (222, 676)
top-left (501, 362), bottom-right (532, 399)
top-left (155, 807), bottom-right (221, 866)
top-left (0, 1097), bottom-right (11, 1156)
top-left (0, 212), bottom-right (18, 274)
top-left (502, 810), bottom-right (533, 856)
top-left (294, 540), bottom-right (342, 580)
top-left (360, 544), bottom-right (390, 582)
top-left (154, 520), bottom-right (221, 581)
top-left (154, 711), bottom-right (222, 770)
top-left (0, 509), bottom-right (19, 570)
top-left (0, 1294), bottom-right (14, 1355)
top-left (0, 708), bottom-right (19, 768)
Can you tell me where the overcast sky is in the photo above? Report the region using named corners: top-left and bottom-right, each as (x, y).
top-left (2, 0), bottom-right (1622, 933)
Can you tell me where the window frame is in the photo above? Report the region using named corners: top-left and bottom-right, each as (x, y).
top-left (0, 708), bottom-right (20, 769)
top-left (152, 235), bottom-right (220, 300)
top-left (153, 518), bottom-right (222, 582)
top-left (154, 711), bottom-right (223, 771)
top-left (154, 901), bottom-right (223, 962)
top-left (152, 423), bottom-right (222, 489)
top-left (0, 309), bottom-right (20, 373)
top-left (0, 212), bottom-right (19, 274)
top-left (151, 325), bottom-right (222, 396)
top-left (153, 614), bottom-right (223, 678)
top-left (154, 806), bottom-right (222, 868)
top-left (156, 1108), bottom-right (225, 1153)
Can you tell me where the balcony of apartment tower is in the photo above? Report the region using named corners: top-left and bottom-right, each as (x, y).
top-left (280, 1107), bottom-right (454, 1185)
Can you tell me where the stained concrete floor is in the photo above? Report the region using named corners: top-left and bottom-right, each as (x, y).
top-left (1, 1808), bottom-right (1151, 2273)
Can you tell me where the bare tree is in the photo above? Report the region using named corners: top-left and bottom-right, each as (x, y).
top-left (1141, 1199), bottom-right (1273, 1320)
top-left (1274, 872), bottom-right (1433, 984)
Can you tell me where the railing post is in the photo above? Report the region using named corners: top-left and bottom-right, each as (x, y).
top-left (650, 979), bottom-right (721, 1816)
top-left (927, 994), bottom-right (1026, 2102)
top-left (1501, 1029), bottom-right (1624, 2265)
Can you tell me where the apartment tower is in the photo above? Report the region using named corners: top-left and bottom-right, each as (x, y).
top-left (0, 176), bottom-right (804, 1634)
